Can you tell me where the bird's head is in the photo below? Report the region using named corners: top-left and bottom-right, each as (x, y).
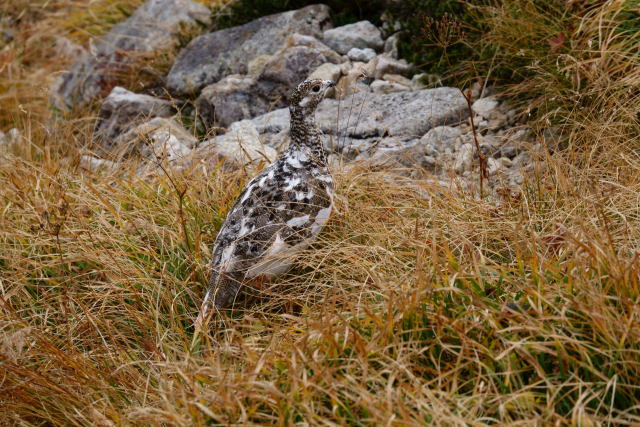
top-left (289, 79), bottom-right (335, 116)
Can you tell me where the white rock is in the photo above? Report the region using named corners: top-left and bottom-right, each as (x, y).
top-left (499, 157), bottom-right (513, 168)
top-left (373, 54), bottom-right (412, 79)
top-left (420, 126), bottom-right (463, 155)
top-left (94, 86), bottom-right (176, 151)
top-left (0, 128), bottom-right (23, 154)
top-left (509, 128), bottom-right (530, 142)
top-left (383, 73), bottom-right (412, 87)
top-left (252, 87), bottom-right (467, 142)
top-left (488, 113), bottom-right (508, 130)
top-left (370, 79), bottom-right (410, 94)
top-left (7, 128), bottom-right (22, 144)
top-left (469, 81), bottom-right (483, 99)
top-left (0, 132), bottom-right (7, 155)
top-left (422, 155), bottom-right (437, 168)
top-left (334, 61), bottom-right (375, 97)
top-left (383, 33), bottom-right (400, 58)
top-left (487, 157), bottom-right (502, 175)
top-left (308, 62), bottom-right (342, 83)
top-left (411, 73), bottom-right (428, 90)
top-left (122, 117), bottom-right (198, 149)
top-left (514, 151), bottom-right (532, 166)
top-left (285, 33), bottom-right (344, 64)
top-left (347, 47), bottom-right (376, 62)
top-left (53, 36), bottom-right (87, 59)
top-left (454, 143), bottom-right (474, 174)
top-left (111, 117), bottom-right (197, 165)
top-left (511, 171), bottom-right (524, 185)
top-left (411, 73), bottom-right (442, 89)
top-left (247, 54), bottom-right (273, 76)
top-left (79, 155), bottom-right (118, 171)
top-left (146, 130), bottom-right (192, 162)
top-left (323, 20), bottom-right (384, 55)
top-left (199, 120), bottom-right (276, 167)
top-left (472, 97), bottom-right (499, 119)
top-left (339, 61), bottom-right (353, 75)
top-left (357, 137), bottom-right (418, 167)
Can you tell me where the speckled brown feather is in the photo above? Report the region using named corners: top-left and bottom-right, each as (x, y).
top-left (196, 79), bottom-right (335, 326)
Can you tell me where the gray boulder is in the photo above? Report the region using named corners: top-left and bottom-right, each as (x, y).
top-left (419, 126), bottom-right (463, 157)
top-left (284, 33), bottom-right (344, 64)
top-left (252, 87), bottom-right (467, 140)
top-left (373, 54), bottom-right (412, 79)
top-left (120, 117), bottom-right (197, 163)
top-left (323, 21), bottom-right (384, 54)
top-left (383, 33), bottom-right (400, 59)
top-left (250, 108), bottom-right (290, 136)
top-left (197, 34), bottom-right (342, 128)
top-left (196, 120), bottom-right (277, 168)
top-left (454, 143), bottom-right (474, 174)
top-left (308, 62), bottom-right (342, 83)
top-left (196, 75), bottom-right (266, 129)
top-left (320, 87), bottom-right (467, 139)
top-left (347, 47), bottom-right (376, 62)
top-left (51, 0), bottom-right (211, 110)
top-left (93, 87), bottom-right (176, 152)
top-left (259, 44), bottom-right (335, 94)
top-left (472, 96), bottom-right (499, 118)
top-left (354, 137), bottom-right (427, 169)
top-left (251, 87), bottom-right (468, 158)
top-left (350, 126), bottom-right (463, 170)
top-left (166, 4), bottom-right (332, 95)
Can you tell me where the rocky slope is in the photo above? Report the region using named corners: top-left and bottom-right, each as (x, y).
top-left (48, 1), bottom-right (538, 196)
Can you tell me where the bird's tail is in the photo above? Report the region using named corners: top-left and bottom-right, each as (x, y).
top-left (194, 287), bottom-right (214, 332)
top-left (194, 273), bottom-right (243, 331)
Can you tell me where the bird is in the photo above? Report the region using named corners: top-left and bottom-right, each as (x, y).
top-left (195, 79), bottom-right (336, 328)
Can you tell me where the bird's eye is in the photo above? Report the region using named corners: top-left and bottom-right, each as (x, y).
top-left (312, 85), bottom-right (321, 92)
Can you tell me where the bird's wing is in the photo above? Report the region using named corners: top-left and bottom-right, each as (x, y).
top-left (203, 164), bottom-right (332, 310)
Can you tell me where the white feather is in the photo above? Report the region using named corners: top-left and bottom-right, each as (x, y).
top-left (246, 233), bottom-right (295, 278)
top-left (287, 215), bottom-right (310, 227)
top-left (284, 177), bottom-right (301, 190)
top-left (219, 242), bottom-right (237, 272)
top-left (240, 183), bottom-right (255, 203)
top-left (312, 206), bottom-right (332, 234)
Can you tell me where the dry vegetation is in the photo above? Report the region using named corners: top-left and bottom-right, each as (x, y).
top-left (1, 0), bottom-right (640, 424)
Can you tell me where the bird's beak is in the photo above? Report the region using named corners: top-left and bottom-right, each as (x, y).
top-left (327, 81), bottom-right (335, 88)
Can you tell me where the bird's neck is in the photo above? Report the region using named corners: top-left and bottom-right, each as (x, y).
top-left (288, 106), bottom-right (327, 163)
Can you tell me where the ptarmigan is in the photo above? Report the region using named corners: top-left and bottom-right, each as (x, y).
top-left (196, 79), bottom-right (335, 327)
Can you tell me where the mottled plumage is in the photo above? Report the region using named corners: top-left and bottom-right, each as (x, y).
top-left (196, 79), bottom-right (335, 327)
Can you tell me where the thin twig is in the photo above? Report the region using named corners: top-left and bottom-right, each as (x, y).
top-left (461, 88), bottom-right (488, 197)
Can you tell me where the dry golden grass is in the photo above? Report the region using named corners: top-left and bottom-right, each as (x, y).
top-left (2, 0), bottom-right (640, 425)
